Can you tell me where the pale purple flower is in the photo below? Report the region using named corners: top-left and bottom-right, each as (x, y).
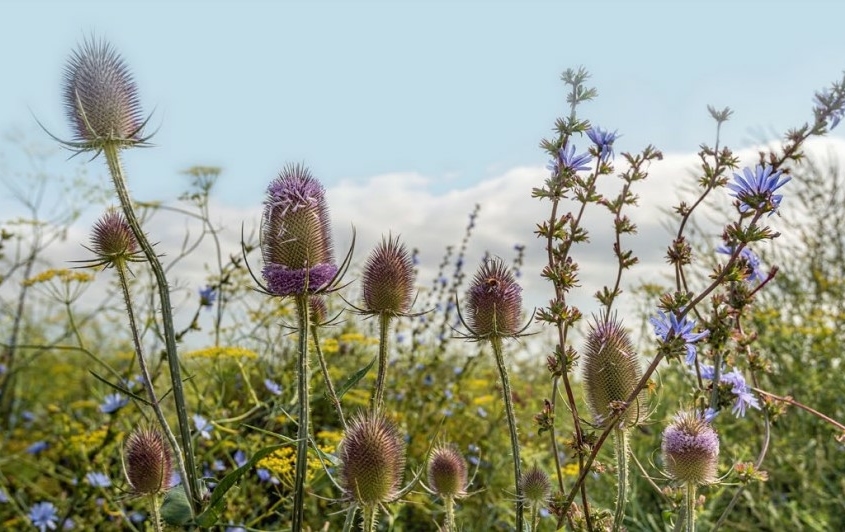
top-left (256, 468), bottom-right (280, 485)
top-left (717, 244), bottom-right (764, 283)
top-left (586, 126), bottom-right (620, 162)
top-left (85, 472), bottom-right (111, 488)
top-left (264, 379), bottom-right (282, 396)
top-left (192, 414), bottom-right (213, 440)
top-left (199, 285), bottom-right (216, 308)
top-left (650, 311), bottom-right (709, 364)
top-left (29, 501), bottom-right (59, 532)
top-left (26, 441), bottom-right (49, 455)
top-left (99, 393), bottom-right (128, 414)
top-left (720, 369), bottom-right (761, 418)
top-left (234, 450), bottom-right (247, 468)
top-left (727, 164), bottom-right (791, 215)
top-left (548, 142), bottom-right (593, 175)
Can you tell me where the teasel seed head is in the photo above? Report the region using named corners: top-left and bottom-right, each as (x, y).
top-left (520, 464), bottom-right (551, 507)
top-left (261, 164), bottom-right (337, 296)
top-left (427, 444), bottom-right (468, 499)
top-left (582, 314), bottom-right (645, 428)
top-left (662, 411), bottom-right (720, 486)
top-left (309, 295), bottom-right (328, 324)
top-left (89, 209), bottom-right (139, 268)
top-left (63, 38), bottom-right (145, 148)
top-left (124, 426), bottom-right (172, 495)
top-left (362, 235), bottom-right (415, 315)
top-left (339, 411), bottom-right (406, 506)
top-left (465, 258), bottom-right (523, 338)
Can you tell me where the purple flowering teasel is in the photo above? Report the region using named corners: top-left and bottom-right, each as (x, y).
top-left (727, 164), bottom-right (791, 215)
top-left (650, 311), bottom-right (709, 365)
top-left (260, 164), bottom-right (338, 297)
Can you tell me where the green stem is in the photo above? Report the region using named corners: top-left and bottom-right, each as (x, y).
top-left (341, 504), bottom-right (358, 532)
top-left (371, 313), bottom-right (392, 414)
top-left (292, 295), bottom-right (311, 530)
top-left (529, 503), bottom-right (538, 532)
top-left (148, 494), bottom-right (163, 532)
top-left (444, 496), bottom-right (456, 532)
top-left (102, 144), bottom-right (199, 514)
top-left (362, 504), bottom-right (378, 532)
top-left (684, 483), bottom-right (697, 532)
top-left (312, 324), bottom-right (346, 427)
top-left (116, 265), bottom-right (190, 510)
top-left (491, 336), bottom-right (524, 531)
top-left (612, 428), bottom-right (630, 532)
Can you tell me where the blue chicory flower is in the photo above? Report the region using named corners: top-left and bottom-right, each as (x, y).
top-left (85, 472), bottom-right (111, 488)
top-left (28, 501), bottom-right (59, 532)
top-left (99, 393), bottom-right (128, 414)
top-left (264, 379), bottom-right (282, 396)
top-left (586, 126), bottom-right (620, 162)
top-left (192, 414), bottom-right (213, 440)
top-left (199, 285), bottom-right (217, 308)
top-left (234, 450), bottom-right (247, 468)
top-left (726, 164), bottom-right (791, 215)
top-left (26, 440), bottom-right (49, 455)
top-left (716, 244), bottom-right (765, 283)
top-left (548, 142), bottom-right (593, 175)
top-left (256, 468), bottom-right (280, 485)
top-left (720, 369), bottom-right (761, 418)
top-left (649, 311), bottom-right (709, 365)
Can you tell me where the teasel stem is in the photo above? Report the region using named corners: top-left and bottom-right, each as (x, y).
top-left (443, 496), bottom-right (457, 532)
top-left (292, 294), bottom-right (311, 530)
top-left (102, 143), bottom-right (199, 514)
top-left (147, 494), bottom-right (163, 532)
top-left (612, 427), bottom-right (630, 532)
top-left (371, 313), bottom-right (392, 414)
top-left (312, 322), bottom-right (346, 427)
top-left (491, 335), bottom-right (524, 530)
top-left (683, 483), bottom-right (696, 532)
top-left (529, 501), bottom-right (539, 532)
top-left (115, 262), bottom-right (189, 513)
top-left (362, 504), bottom-right (378, 532)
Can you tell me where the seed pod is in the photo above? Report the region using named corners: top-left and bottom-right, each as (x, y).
top-left (124, 426), bottom-right (172, 495)
top-left (465, 258), bottom-right (522, 338)
top-left (362, 235), bottom-right (415, 315)
top-left (520, 464), bottom-right (551, 507)
top-left (339, 412), bottom-right (406, 506)
top-left (427, 444), bottom-right (468, 499)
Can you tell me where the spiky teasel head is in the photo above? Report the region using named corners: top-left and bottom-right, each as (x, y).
top-left (464, 258), bottom-right (523, 339)
top-left (427, 444), bottom-right (468, 499)
top-left (662, 411), bottom-right (720, 486)
top-left (86, 209), bottom-right (141, 268)
top-left (123, 426), bottom-right (172, 495)
top-left (339, 411), bottom-right (406, 506)
top-left (361, 235), bottom-right (415, 315)
top-left (520, 464), bottom-right (551, 507)
top-left (582, 314), bottom-right (645, 428)
top-left (260, 164), bottom-right (337, 297)
top-left (309, 295), bottom-right (328, 324)
top-left (62, 38), bottom-right (146, 150)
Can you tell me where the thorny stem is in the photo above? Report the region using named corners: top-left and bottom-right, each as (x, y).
top-left (148, 493), bottom-right (163, 532)
top-left (612, 427), bottom-right (630, 532)
top-left (292, 295), bottom-right (311, 530)
top-left (103, 143), bottom-right (199, 514)
top-left (491, 336), bottom-right (524, 531)
top-left (312, 324), bottom-right (346, 427)
top-left (116, 264), bottom-right (190, 516)
top-left (444, 496), bottom-right (457, 532)
top-left (362, 504), bottom-right (378, 532)
top-left (683, 483), bottom-right (696, 532)
top-left (371, 313), bottom-right (392, 414)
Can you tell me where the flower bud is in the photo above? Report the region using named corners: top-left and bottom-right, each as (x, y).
top-left (520, 464), bottom-right (551, 507)
top-left (662, 411), bottom-right (720, 486)
top-left (465, 258), bottom-right (522, 338)
top-left (339, 412), bottom-right (406, 506)
top-left (309, 296), bottom-right (328, 324)
top-left (124, 426), bottom-right (172, 495)
top-left (582, 315), bottom-right (644, 428)
top-left (63, 38), bottom-right (144, 145)
top-left (261, 164), bottom-right (337, 296)
top-left (427, 444), bottom-right (468, 499)
top-left (90, 209), bottom-right (138, 266)
top-left (362, 235), bottom-right (415, 315)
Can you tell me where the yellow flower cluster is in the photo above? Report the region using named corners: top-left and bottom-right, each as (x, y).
top-left (561, 462), bottom-right (580, 477)
top-left (69, 427), bottom-right (108, 450)
top-left (256, 442), bottom-right (335, 487)
top-left (186, 346), bottom-right (259, 360)
top-left (23, 268), bottom-right (94, 287)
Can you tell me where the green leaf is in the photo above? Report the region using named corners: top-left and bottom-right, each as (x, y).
top-left (336, 356), bottom-right (376, 400)
top-left (194, 443), bottom-right (292, 527)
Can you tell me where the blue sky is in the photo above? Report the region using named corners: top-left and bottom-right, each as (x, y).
top-left (2, 0), bottom-right (845, 319)
top-left (3, 0), bottom-right (845, 206)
